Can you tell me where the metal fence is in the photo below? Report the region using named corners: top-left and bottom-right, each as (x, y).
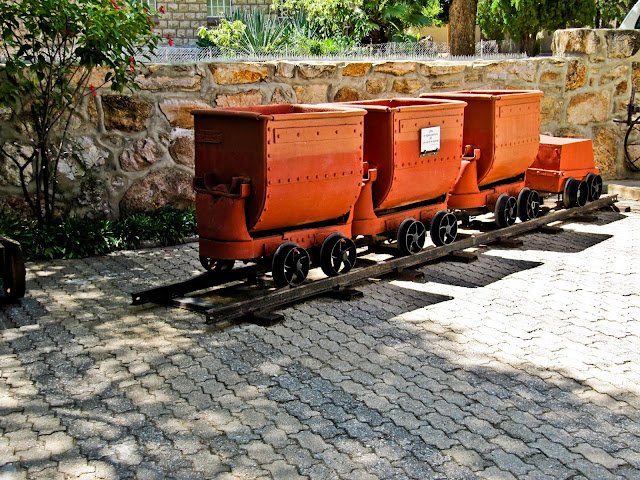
top-left (135, 40), bottom-right (526, 64)
top-left (0, 40), bottom-right (525, 65)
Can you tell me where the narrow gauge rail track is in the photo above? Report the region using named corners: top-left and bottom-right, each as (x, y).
top-left (132, 195), bottom-right (618, 327)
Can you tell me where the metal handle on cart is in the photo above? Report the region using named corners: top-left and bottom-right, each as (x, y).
top-left (362, 163), bottom-right (377, 183)
top-left (462, 145), bottom-right (481, 161)
top-left (193, 174), bottom-right (251, 198)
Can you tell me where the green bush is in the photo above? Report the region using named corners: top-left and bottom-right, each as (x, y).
top-left (196, 9), bottom-right (354, 55)
top-left (196, 19), bottom-right (246, 51)
top-left (0, 207), bottom-right (197, 261)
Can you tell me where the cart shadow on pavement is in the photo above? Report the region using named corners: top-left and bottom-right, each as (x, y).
top-left (513, 229), bottom-right (613, 254)
top-left (566, 209), bottom-right (627, 226)
top-left (0, 296), bottom-right (48, 330)
top-left (418, 255), bottom-right (543, 289)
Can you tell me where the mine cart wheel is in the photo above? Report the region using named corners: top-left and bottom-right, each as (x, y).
top-left (430, 210), bottom-right (458, 246)
top-left (2, 242), bottom-right (26, 300)
top-left (272, 242), bottom-right (310, 288)
top-left (320, 233), bottom-right (357, 277)
top-left (563, 177), bottom-right (588, 208)
top-left (585, 172), bottom-right (603, 202)
top-left (624, 122), bottom-right (640, 172)
top-left (199, 256), bottom-right (234, 272)
top-left (397, 218), bottom-right (427, 255)
top-left (494, 194), bottom-right (518, 228)
top-left (517, 188), bottom-right (541, 222)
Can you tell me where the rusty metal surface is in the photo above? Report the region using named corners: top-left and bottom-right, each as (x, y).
top-left (338, 98), bottom-right (466, 211)
top-left (422, 90), bottom-right (543, 187)
top-left (527, 134), bottom-right (600, 193)
top-left (192, 104), bottom-right (365, 237)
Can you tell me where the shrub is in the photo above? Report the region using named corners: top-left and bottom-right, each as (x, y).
top-left (196, 20), bottom-right (246, 51)
top-left (196, 9), bottom-right (355, 55)
top-left (0, 0), bottom-right (160, 225)
top-left (0, 207), bottom-right (197, 260)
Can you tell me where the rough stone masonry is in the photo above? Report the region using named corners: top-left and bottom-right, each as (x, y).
top-left (1, 28), bottom-right (639, 218)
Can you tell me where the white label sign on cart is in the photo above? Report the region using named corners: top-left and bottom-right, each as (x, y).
top-left (420, 126), bottom-right (440, 156)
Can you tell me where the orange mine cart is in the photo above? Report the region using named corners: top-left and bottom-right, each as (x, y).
top-left (526, 135), bottom-right (602, 208)
top-left (421, 90), bottom-right (544, 227)
top-left (191, 104), bottom-right (366, 287)
top-left (335, 98), bottom-right (467, 251)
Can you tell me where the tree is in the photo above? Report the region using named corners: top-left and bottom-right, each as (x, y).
top-left (449, 0), bottom-right (478, 55)
top-left (477, 0), bottom-right (596, 55)
top-left (272, 0), bottom-right (439, 43)
top-left (594, 0), bottom-right (635, 28)
top-left (0, 0), bottom-right (160, 224)
top-left (361, 0), bottom-right (439, 43)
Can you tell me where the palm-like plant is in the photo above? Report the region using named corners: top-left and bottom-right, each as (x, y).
top-left (231, 9), bottom-right (290, 54)
top-left (363, 0), bottom-right (435, 43)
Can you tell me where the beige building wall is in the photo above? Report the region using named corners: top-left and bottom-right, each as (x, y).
top-left (415, 26), bottom-right (482, 43)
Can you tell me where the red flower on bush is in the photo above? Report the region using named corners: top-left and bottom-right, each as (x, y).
top-left (159, 5), bottom-right (165, 14)
top-left (167, 33), bottom-right (173, 46)
top-left (110, 0), bottom-right (120, 10)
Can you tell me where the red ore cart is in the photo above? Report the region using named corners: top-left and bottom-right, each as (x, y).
top-left (526, 135), bottom-right (602, 208)
top-left (336, 98), bottom-right (468, 252)
top-left (191, 104), bottom-right (367, 287)
top-left (421, 90), bottom-right (544, 227)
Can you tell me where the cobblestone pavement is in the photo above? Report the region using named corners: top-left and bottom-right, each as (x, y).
top-left (1, 202), bottom-right (639, 480)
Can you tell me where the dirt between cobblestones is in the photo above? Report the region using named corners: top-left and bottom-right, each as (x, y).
top-left (1, 203), bottom-right (639, 479)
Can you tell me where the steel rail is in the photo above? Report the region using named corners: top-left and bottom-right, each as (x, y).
top-left (131, 195), bottom-right (618, 325)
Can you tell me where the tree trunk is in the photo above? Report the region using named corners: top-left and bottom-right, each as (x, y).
top-left (449, 0), bottom-right (478, 56)
top-left (520, 34), bottom-right (537, 57)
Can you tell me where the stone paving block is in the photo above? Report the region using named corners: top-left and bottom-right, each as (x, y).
top-left (443, 446), bottom-right (488, 472)
top-left (478, 465), bottom-right (518, 479)
top-left (293, 430), bottom-right (332, 453)
top-left (571, 443), bottom-right (626, 469)
top-left (1, 205), bottom-right (639, 479)
top-left (0, 464), bottom-right (27, 480)
top-left (487, 449), bottom-right (534, 476)
top-left (569, 458), bottom-right (619, 480)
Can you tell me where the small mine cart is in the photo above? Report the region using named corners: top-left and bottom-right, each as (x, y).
top-left (0, 235), bottom-right (26, 300)
top-left (526, 135), bottom-right (602, 208)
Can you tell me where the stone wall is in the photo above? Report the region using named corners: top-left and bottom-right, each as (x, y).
top-left (1, 28), bottom-right (639, 219)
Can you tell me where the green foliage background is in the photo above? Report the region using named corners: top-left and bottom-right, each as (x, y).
top-left (477, 0), bottom-right (596, 54)
top-left (0, 207), bottom-right (197, 260)
top-left (594, 0), bottom-right (636, 28)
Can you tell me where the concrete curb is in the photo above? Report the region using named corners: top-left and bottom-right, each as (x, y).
top-left (604, 182), bottom-right (640, 201)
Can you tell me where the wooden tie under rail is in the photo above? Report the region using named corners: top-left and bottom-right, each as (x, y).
top-left (131, 195), bottom-right (618, 326)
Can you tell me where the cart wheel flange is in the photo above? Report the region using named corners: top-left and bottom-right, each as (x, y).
top-left (517, 187), bottom-right (540, 221)
top-left (585, 172), bottom-right (603, 202)
top-left (320, 233), bottom-right (357, 277)
top-left (272, 242), bottom-right (310, 287)
top-left (430, 210), bottom-right (458, 246)
top-left (495, 194), bottom-right (518, 228)
top-left (199, 256), bottom-right (234, 272)
top-left (397, 218), bottom-right (427, 255)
